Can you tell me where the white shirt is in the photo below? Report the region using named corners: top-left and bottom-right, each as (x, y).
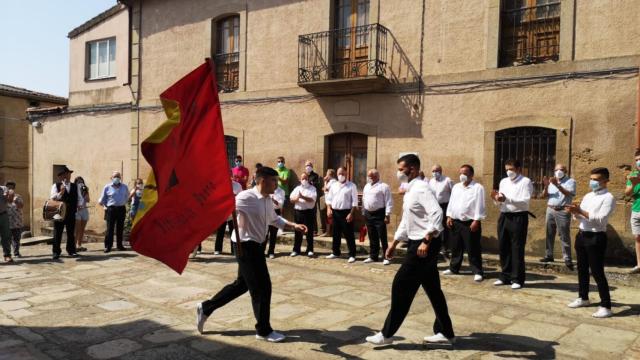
top-left (269, 187), bottom-right (285, 210)
top-left (50, 181), bottom-right (82, 201)
top-left (576, 189), bottom-right (616, 232)
top-left (363, 181), bottom-right (393, 215)
top-left (429, 176), bottom-right (454, 204)
top-left (290, 183), bottom-right (317, 210)
top-left (496, 175), bottom-right (533, 213)
top-left (447, 180), bottom-right (486, 221)
top-left (232, 188), bottom-right (287, 244)
top-left (394, 178), bottom-right (443, 241)
top-left (325, 180), bottom-right (358, 210)
top-left (225, 181), bottom-right (243, 221)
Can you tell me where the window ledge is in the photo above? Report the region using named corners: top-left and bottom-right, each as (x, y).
top-left (85, 76), bottom-right (116, 83)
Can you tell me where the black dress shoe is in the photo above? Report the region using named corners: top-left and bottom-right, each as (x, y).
top-left (104, 248), bottom-right (111, 253)
top-left (52, 254), bottom-right (60, 260)
top-left (68, 253), bottom-right (79, 257)
top-left (117, 246), bottom-right (126, 251)
top-left (565, 260), bottom-right (575, 271)
top-left (539, 257), bottom-right (554, 263)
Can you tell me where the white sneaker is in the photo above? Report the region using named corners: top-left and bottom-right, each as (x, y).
top-left (424, 333), bottom-right (455, 344)
top-left (363, 258), bottom-right (374, 264)
top-left (629, 266), bottom-right (640, 274)
top-left (190, 248), bottom-right (198, 259)
top-left (382, 259), bottom-right (390, 266)
top-left (196, 303), bottom-right (208, 334)
top-left (268, 254), bottom-right (275, 259)
top-left (592, 307), bottom-right (613, 318)
top-left (290, 252), bottom-right (298, 257)
top-left (511, 283), bottom-right (522, 290)
top-left (493, 280), bottom-right (506, 286)
top-left (214, 251), bottom-right (220, 255)
top-left (473, 274), bottom-right (484, 282)
top-left (567, 298), bottom-right (590, 308)
top-left (256, 331), bottom-right (286, 342)
top-left (442, 269), bottom-right (454, 275)
top-left (325, 254), bottom-right (338, 259)
top-left (307, 251), bottom-right (314, 257)
top-left (365, 332), bottom-right (393, 345)
top-left (347, 257), bottom-right (356, 263)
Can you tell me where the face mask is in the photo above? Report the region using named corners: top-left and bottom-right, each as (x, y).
top-left (432, 172), bottom-right (441, 180)
top-left (305, 166), bottom-right (313, 174)
top-left (136, 189), bottom-right (143, 197)
top-left (506, 170), bottom-right (517, 180)
top-left (589, 179), bottom-right (601, 191)
top-left (555, 170), bottom-right (565, 179)
top-left (366, 177), bottom-right (373, 184)
top-left (338, 175), bottom-right (346, 183)
top-left (77, 182), bottom-right (84, 186)
top-left (301, 180), bottom-right (309, 187)
top-left (636, 160), bottom-right (640, 168)
top-left (277, 162), bottom-right (284, 169)
top-left (459, 174), bottom-right (468, 183)
top-left (235, 161), bottom-right (242, 166)
top-left (112, 177), bottom-right (121, 185)
top-left (396, 170), bottom-right (409, 183)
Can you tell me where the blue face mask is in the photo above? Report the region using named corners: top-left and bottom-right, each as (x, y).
top-left (589, 179), bottom-right (600, 191)
top-left (112, 177), bottom-right (121, 185)
top-left (636, 160), bottom-right (640, 168)
top-left (277, 162), bottom-right (284, 169)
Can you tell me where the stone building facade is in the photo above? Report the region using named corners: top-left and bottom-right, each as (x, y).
top-left (28, 0), bottom-right (640, 263)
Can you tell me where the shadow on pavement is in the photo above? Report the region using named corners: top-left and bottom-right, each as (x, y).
top-left (612, 302), bottom-right (640, 317)
top-left (524, 282), bottom-right (617, 293)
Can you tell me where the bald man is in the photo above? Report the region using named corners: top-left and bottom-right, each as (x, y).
top-left (541, 164), bottom-right (576, 270)
top-left (99, 171), bottom-right (130, 253)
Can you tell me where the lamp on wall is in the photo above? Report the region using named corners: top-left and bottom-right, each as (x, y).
top-left (31, 121), bottom-right (43, 129)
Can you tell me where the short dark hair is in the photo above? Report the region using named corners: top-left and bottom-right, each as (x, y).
top-left (505, 159), bottom-right (522, 168)
top-left (5, 180), bottom-right (16, 187)
top-left (460, 164), bottom-right (475, 175)
top-left (590, 167), bottom-right (609, 180)
top-left (277, 156), bottom-right (285, 162)
top-left (236, 155), bottom-right (243, 160)
top-left (256, 166), bottom-right (278, 180)
top-left (397, 154), bottom-right (420, 168)
top-left (255, 163), bottom-right (263, 169)
top-left (635, 149), bottom-right (640, 157)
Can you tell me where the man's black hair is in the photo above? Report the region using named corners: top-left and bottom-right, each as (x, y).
top-left (591, 167), bottom-right (609, 180)
top-left (397, 154), bottom-right (420, 168)
top-left (460, 164), bottom-right (475, 175)
top-left (256, 166), bottom-right (278, 179)
top-left (5, 180), bottom-right (16, 187)
top-left (505, 159), bottom-right (522, 168)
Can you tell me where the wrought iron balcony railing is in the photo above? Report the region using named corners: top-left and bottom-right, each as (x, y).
top-left (298, 23), bottom-right (388, 83)
top-left (499, 2), bottom-right (561, 67)
top-left (214, 52), bottom-right (240, 92)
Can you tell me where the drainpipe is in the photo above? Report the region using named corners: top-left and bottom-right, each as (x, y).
top-left (637, 66), bottom-right (640, 151)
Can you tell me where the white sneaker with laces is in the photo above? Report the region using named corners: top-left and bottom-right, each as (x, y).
top-left (268, 254), bottom-right (275, 259)
top-left (326, 254), bottom-right (338, 259)
top-left (383, 259), bottom-right (390, 265)
top-left (511, 283), bottom-right (522, 290)
top-left (365, 332), bottom-right (393, 345)
top-left (307, 251), bottom-right (314, 257)
top-left (196, 303), bottom-right (208, 334)
top-left (493, 279), bottom-right (506, 286)
top-left (214, 251), bottom-right (220, 255)
top-left (473, 274), bottom-right (484, 282)
top-left (567, 298), bottom-right (590, 308)
top-left (442, 269), bottom-right (454, 275)
top-left (363, 258), bottom-right (374, 264)
top-left (256, 331), bottom-right (286, 342)
top-left (290, 252), bottom-right (298, 257)
top-left (347, 257), bottom-right (356, 263)
top-left (592, 307), bottom-right (613, 318)
top-left (424, 333), bottom-right (455, 344)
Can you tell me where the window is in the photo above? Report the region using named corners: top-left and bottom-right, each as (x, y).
top-left (327, 133), bottom-right (368, 190)
top-left (333, 0), bottom-right (371, 78)
top-left (214, 16), bottom-right (240, 92)
top-left (224, 136), bottom-right (238, 169)
top-left (499, 0), bottom-right (560, 67)
top-left (493, 126), bottom-right (557, 197)
top-left (87, 38), bottom-right (116, 80)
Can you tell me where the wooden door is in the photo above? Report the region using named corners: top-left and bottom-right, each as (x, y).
top-left (327, 133), bottom-right (368, 190)
top-left (333, 0), bottom-right (370, 79)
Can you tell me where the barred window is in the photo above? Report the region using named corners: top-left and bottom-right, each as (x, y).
top-left (214, 16), bottom-right (240, 92)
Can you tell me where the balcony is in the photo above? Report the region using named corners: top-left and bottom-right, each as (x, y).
top-left (214, 52), bottom-right (239, 93)
top-left (298, 24), bottom-right (390, 95)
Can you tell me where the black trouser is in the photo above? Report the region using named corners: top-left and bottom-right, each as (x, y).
top-left (312, 203), bottom-right (318, 233)
top-left (265, 209), bottom-right (281, 255)
top-left (438, 203), bottom-right (450, 252)
top-left (332, 209), bottom-right (356, 257)
top-left (382, 238), bottom-right (455, 339)
top-left (53, 213), bottom-right (76, 255)
top-left (498, 212), bottom-right (528, 285)
top-left (575, 231), bottom-right (611, 309)
top-left (293, 209), bottom-right (315, 253)
top-left (209, 220), bottom-right (233, 253)
top-left (449, 220), bottom-right (483, 275)
top-left (202, 241), bottom-right (273, 336)
top-left (365, 208), bottom-right (388, 261)
top-left (104, 205), bottom-right (126, 250)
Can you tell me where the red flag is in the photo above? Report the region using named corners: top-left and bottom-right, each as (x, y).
top-left (130, 60), bottom-right (235, 274)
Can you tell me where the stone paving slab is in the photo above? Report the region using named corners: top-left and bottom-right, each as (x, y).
top-left (0, 243), bottom-right (638, 359)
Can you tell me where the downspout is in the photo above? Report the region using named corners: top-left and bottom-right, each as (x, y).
top-left (637, 66), bottom-right (640, 151)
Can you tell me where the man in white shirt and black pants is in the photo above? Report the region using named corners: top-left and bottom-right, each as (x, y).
top-left (491, 159), bottom-right (533, 290)
top-left (429, 165), bottom-right (454, 258)
top-left (325, 167), bottom-right (359, 263)
top-left (566, 167), bottom-right (615, 318)
top-left (362, 169), bottom-right (393, 265)
top-left (290, 173), bottom-right (317, 257)
top-left (366, 154), bottom-right (455, 346)
top-left (196, 167), bottom-right (307, 342)
top-left (443, 164), bottom-right (486, 282)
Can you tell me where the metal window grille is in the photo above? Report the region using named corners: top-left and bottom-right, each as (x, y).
top-left (214, 52), bottom-right (240, 92)
top-left (499, 1), bottom-right (560, 67)
top-left (224, 136), bottom-right (238, 169)
top-left (493, 127), bottom-right (557, 197)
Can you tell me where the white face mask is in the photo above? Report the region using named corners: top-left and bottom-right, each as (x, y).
top-left (432, 172), bottom-right (441, 180)
top-left (305, 166), bottom-right (313, 174)
top-left (366, 177), bottom-right (373, 184)
top-left (301, 180), bottom-right (309, 186)
top-left (555, 170), bottom-right (565, 179)
top-left (397, 170), bottom-right (409, 183)
top-left (459, 174), bottom-right (468, 183)
top-left (506, 170), bottom-right (517, 180)
top-left (338, 175), bottom-right (346, 183)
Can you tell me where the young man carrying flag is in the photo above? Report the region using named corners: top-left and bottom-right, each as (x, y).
top-left (196, 166), bottom-right (307, 342)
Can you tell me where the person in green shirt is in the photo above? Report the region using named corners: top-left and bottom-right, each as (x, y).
top-left (276, 156), bottom-right (291, 198)
top-left (625, 150), bottom-right (640, 274)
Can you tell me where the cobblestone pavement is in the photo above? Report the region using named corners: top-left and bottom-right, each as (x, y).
top-left (1, 242), bottom-right (639, 360)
